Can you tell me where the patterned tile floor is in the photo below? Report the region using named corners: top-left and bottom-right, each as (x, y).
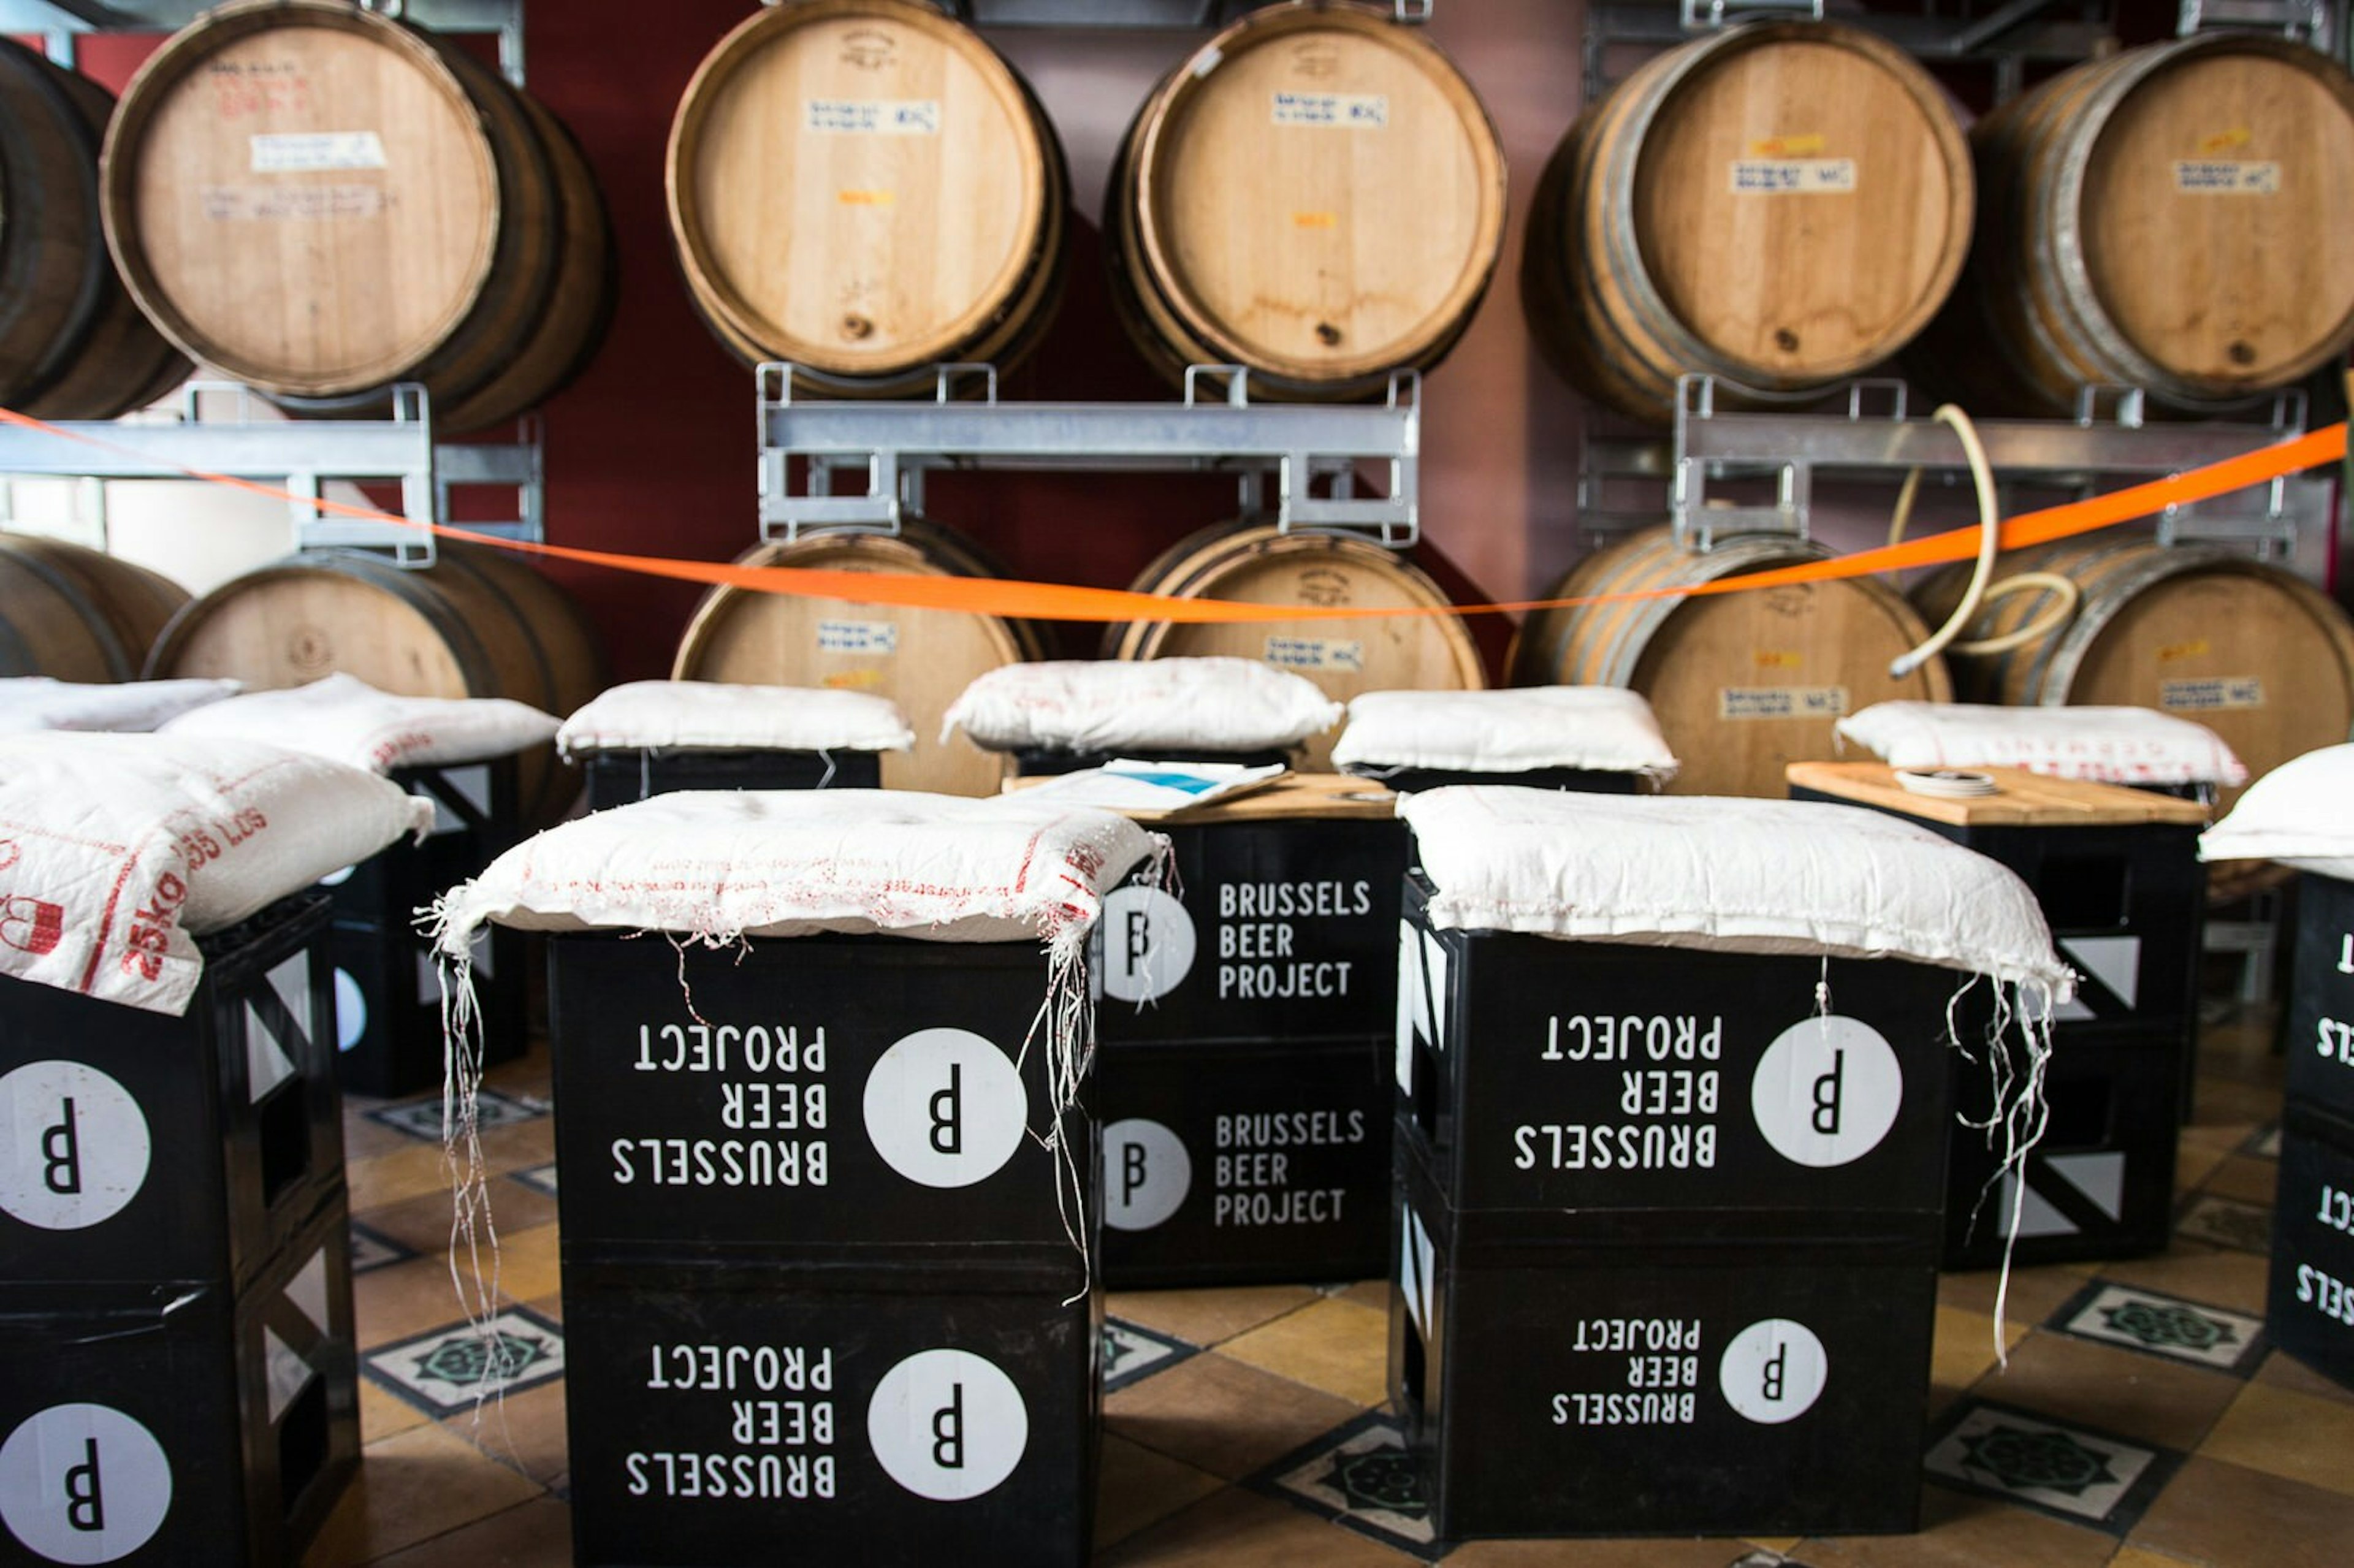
top-left (307, 1005), bottom-right (2351, 1567)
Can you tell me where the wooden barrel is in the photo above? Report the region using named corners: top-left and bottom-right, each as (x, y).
top-left (1510, 525), bottom-right (1951, 797)
top-left (101, 0), bottom-right (612, 433)
top-left (1107, 1), bottom-right (1506, 401)
top-left (144, 539), bottom-right (605, 824)
top-left (1103, 521), bottom-right (1484, 771)
top-left (1914, 34), bottom-right (2354, 417)
top-left (1912, 539), bottom-right (2354, 805)
top-left (0, 535), bottom-right (189, 681)
top-left (0, 38), bottom-right (188, 419)
top-left (672, 519), bottom-right (1049, 797)
top-left (1523, 20), bottom-right (1971, 423)
top-left (667, 0), bottom-right (1067, 395)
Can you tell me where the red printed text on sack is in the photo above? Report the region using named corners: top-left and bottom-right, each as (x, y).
top-left (121, 870), bottom-right (189, 982)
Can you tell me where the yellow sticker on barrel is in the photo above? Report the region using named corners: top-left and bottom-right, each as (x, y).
top-left (2199, 126), bottom-right (2253, 154)
top-left (2157, 637), bottom-right (2212, 663)
top-left (1293, 211), bottom-right (1339, 229)
top-left (2173, 160), bottom-right (2280, 195)
top-left (1754, 650), bottom-right (1803, 671)
top-left (821, 669), bottom-right (885, 691)
top-left (2160, 677), bottom-right (2263, 711)
top-left (1746, 133), bottom-right (1826, 158)
top-left (1730, 159), bottom-right (1856, 194)
top-left (838, 189), bottom-right (895, 206)
top-left (1265, 636), bottom-right (1364, 672)
top-left (1719, 686), bottom-right (1848, 720)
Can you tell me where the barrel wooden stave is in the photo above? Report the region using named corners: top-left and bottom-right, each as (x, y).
top-left (1917, 34), bottom-right (2354, 417)
top-left (667, 0), bottom-right (1066, 394)
top-left (1527, 20), bottom-right (1970, 422)
top-left (1104, 521), bottom-right (1484, 771)
top-left (1913, 539), bottom-right (2354, 807)
top-left (2, 535), bottom-right (188, 678)
top-left (1512, 526), bottom-right (1951, 797)
top-left (144, 541), bottom-right (601, 824)
top-left (0, 536), bottom-right (175, 682)
top-left (672, 520), bottom-right (1046, 797)
top-left (1109, 1), bottom-right (1506, 401)
top-left (102, 0), bottom-right (606, 430)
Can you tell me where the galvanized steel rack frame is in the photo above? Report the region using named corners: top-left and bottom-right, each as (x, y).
top-left (757, 363), bottom-right (1423, 547)
top-left (0, 0), bottom-right (542, 566)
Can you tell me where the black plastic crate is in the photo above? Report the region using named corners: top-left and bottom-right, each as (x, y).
top-left (1011, 747), bottom-right (1290, 777)
top-left (563, 1255), bottom-right (1097, 1568)
top-left (1099, 1035), bottom-right (1390, 1288)
top-left (1788, 782), bottom-right (2204, 1039)
top-left (324, 759), bottom-right (528, 1098)
top-left (1090, 816), bottom-right (1407, 1047)
top-left (0, 895), bottom-right (341, 1292)
top-left (2269, 1103), bottom-right (2354, 1390)
top-left (1943, 1023), bottom-right (2182, 1270)
top-left (2286, 871), bottom-right (2354, 1124)
top-left (1397, 877), bottom-right (1954, 1239)
top-left (548, 931), bottom-right (1092, 1266)
top-left (0, 1194), bottom-right (359, 1567)
top-left (1343, 766), bottom-right (1640, 795)
top-left (1390, 1143), bottom-right (1933, 1539)
top-left (583, 748), bottom-right (883, 809)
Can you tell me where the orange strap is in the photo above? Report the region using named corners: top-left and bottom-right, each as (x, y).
top-left (0, 405), bottom-right (2340, 622)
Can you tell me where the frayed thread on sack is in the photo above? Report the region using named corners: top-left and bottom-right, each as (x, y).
top-left (1948, 972), bottom-right (2062, 1368)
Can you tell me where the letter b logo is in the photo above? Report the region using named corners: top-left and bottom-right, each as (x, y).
top-left (1719, 1319), bottom-right (1828, 1425)
top-left (0, 1404), bottom-right (172, 1562)
top-left (1101, 1119), bottom-right (1190, 1231)
top-left (868, 1350), bottom-right (1028, 1501)
top-left (863, 1030), bottom-right (1027, 1188)
top-left (1099, 888), bottom-right (1195, 1003)
top-left (1, 1064), bottom-right (151, 1231)
top-left (1749, 1016), bottom-right (1902, 1168)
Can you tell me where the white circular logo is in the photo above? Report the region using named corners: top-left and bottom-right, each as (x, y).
top-left (1100, 887), bottom-right (1195, 1004)
top-left (1718, 1319), bottom-right (1829, 1425)
top-left (332, 969), bottom-right (367, 1052)
top-left (1102, 1119), bottom-right (1191, 1231)
top-left (0, 1404), bottom-right (173, 1562)
top-left (1750, 1015), bottom-right (1903, 1168)
top-left (0, 1064), bottom-right (152, 1231)
top-left (867, 1349), bottom-right (1029, 1501)
top-left (863, 1029), bottom-right (1027, 1188)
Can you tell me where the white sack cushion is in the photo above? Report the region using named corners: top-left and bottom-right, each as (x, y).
top-left (1331, 687), bottom-right (1678, 777)
top-left (0, 733), bottom-right (433, 1014)
top-left (432, 789), bottom-right (1164, 954)
top-left (0, 676), bottom-right (243, 734)
top-left (557, 680), bottom-right (913, 759)
top-left (1835, 701), bottom-right (2247, 787)
top-left (2200, 743), bottom-right (2354, 869)
top-left (1399, 787), bottom-right (2071, 992)
top-left (942, 658), bottom-right (1343, 753)
top-left (161, 672), bottom-right (558, 774)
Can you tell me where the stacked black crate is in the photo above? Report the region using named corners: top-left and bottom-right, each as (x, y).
top-left (545, 927), bottom-right (1099, 1566)
top-left (1087, 775), bottom-right (1406, 1287)
top-left (1391, 875), bottom-right (1960, 1537)
top-left (2271, 869), bottom-right (2354, 1387)
top-left (328, 758), bottom-right (530, 1097)
top-left (1788, 761), bottom-right (2210, 1266)
top-left (581, 747), bottom-right (882, 807)
top-left (0, 895), bottom-right (358, 1564)
top-left (559, 680), bottom-right (911, 807)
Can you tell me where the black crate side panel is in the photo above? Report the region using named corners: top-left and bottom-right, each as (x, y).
top-left (583, 750), bottom-right (882, 809)
top-left (2271, 1108), bottom-right (2354, 1390)
top-left (1098, 1035), bottom-right (1390, 1287)
top-left (549, 934), bottom-right (1091, 1263)
top-left (1401, 886), bottom-right (1956, 1231)
top-left (0, 898), bottom-right (340, 1291)
top-left (2287, 873), bottom-right (2354, 1122)
top-left (1091, 820), bottom-right (1407, 1047)
top-left (563, 1275), bottom-right (1097, 1568)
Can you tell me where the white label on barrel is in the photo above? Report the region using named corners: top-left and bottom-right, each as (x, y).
top-left (1717, 686), bottom-right (1848, 720)
top-left (1272, 92), bottom-right (1388, 129)
top-left (249, 131), bottom-right (387, 173)
top-left (867, 1349), bottom-right (1027, 1500)
top-left (1264, 636), bottom-right (1363, 672)
top-left (817, 620), bottom-right (898, 655)
top-left (2173, 160), bottom-right (2280, 195)
top-left (1729, 159), bottom-right (1856, 194)
top-left (2160, 677), bottom-right (2264, 712)
top-left (0, 1404), bottom-right (173, 1563)
top-left (806, 99), bottom-right (940, 135)
top-left (0, 1062), bottom-right (151, 1231)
